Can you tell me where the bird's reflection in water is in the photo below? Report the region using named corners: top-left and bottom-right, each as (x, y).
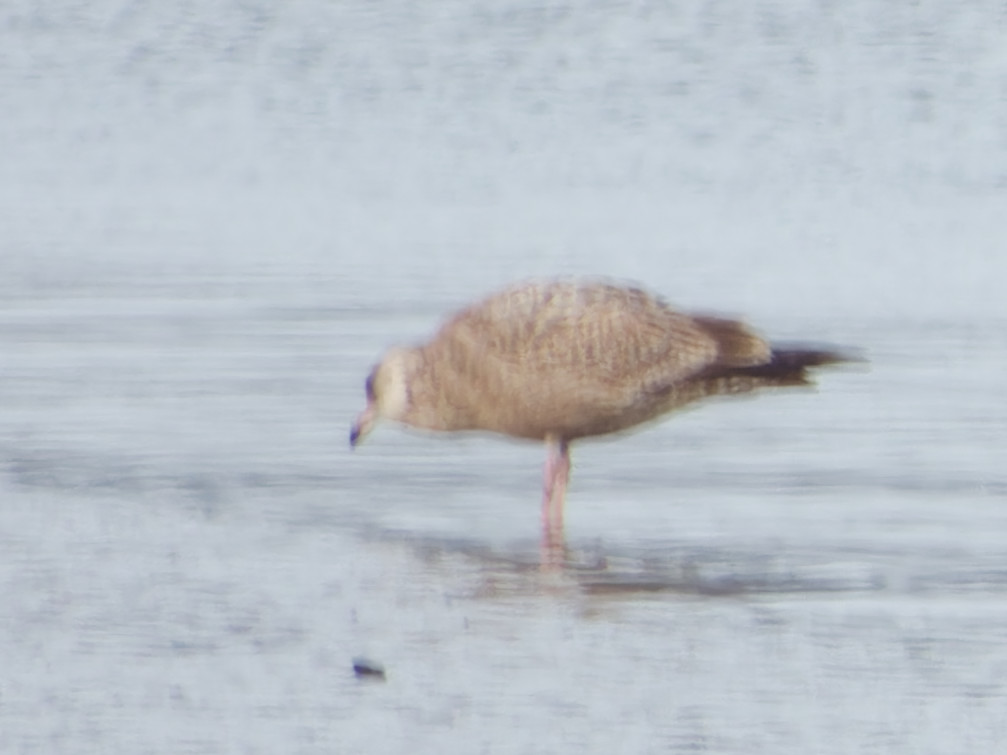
top-left (362, 527), bottom-right (887, 601)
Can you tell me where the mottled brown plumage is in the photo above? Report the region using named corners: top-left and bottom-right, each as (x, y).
top-left (350, 278), bottom-right (854, 552)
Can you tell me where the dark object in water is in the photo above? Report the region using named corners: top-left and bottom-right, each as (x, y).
top-left (352, 656), bottom-right (386, 680)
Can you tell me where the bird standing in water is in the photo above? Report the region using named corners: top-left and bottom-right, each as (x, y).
top-left (350, 279), bottom-right (853, 556)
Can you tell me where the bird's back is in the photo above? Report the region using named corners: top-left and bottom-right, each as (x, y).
top-left (411, 279), bottom-right (771, 440)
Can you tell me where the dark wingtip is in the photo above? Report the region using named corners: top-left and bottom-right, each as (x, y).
top-left (770, 344), bottom-right (867, 369)
top-left (723, 344), bottom-right (865, 386)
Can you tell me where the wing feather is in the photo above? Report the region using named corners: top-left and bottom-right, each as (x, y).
top-left (424, 280), bottom-right (737, 438)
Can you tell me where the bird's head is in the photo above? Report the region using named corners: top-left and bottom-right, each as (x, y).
top-left (350, 348), bottom-right (418, 447)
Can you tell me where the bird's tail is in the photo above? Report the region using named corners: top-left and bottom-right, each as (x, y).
top-left (647, 343), bottom-right (861, 420)
top-left (722, 346), bottom-right (862, 387)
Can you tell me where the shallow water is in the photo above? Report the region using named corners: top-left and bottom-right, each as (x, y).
top-left (3, 1), bottom-right (1007, 753)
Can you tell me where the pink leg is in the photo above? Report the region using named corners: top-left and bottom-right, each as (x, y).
top-left (541, 437), bottom-right (570, 559)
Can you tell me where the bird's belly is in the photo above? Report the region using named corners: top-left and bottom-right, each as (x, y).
top-left (475, 394), bottom-right (663, 442)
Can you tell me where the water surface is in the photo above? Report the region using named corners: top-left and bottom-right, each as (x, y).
top-left (2, 1), bottom-right (1006, 752)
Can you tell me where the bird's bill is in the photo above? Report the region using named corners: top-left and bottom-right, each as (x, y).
top-left (350, 403), bottom-right (377, 448)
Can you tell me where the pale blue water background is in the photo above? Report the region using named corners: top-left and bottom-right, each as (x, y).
top-left (2, 1), bottom-right (1006, 753)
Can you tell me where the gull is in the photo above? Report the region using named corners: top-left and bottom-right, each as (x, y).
top-left (350, 278), bottom-right (854, 552)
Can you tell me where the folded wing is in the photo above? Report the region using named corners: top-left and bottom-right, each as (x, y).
top-left (425, 280), bottom-right (772, 439)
